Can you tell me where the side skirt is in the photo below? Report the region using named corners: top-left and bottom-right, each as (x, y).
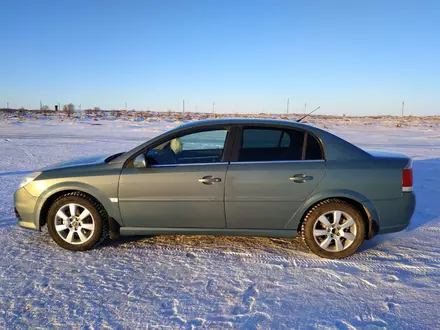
top-left (120, 227), bottom-right (298, 238)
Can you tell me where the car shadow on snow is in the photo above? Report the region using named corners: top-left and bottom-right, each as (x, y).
top-left (0, 218), bottom-right (17, 228)
top-left (103, 234), bottom-right (312, 258)
top-left (0, 170), bottom-right (33, 177)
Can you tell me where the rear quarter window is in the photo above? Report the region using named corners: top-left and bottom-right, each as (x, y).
top-left (305, 133), bottom-right (324, 160)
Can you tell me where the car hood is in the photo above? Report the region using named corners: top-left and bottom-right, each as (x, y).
top-left (41, 154), bottom-right (111, 171)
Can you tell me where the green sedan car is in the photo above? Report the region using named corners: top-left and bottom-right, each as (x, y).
top-left (14, 119), bottom-right (416, 258)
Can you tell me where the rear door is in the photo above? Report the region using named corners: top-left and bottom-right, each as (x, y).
top-left (225, 127), bottom-right (326, 229)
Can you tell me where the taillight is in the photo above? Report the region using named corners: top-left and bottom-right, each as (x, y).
top-left (402, 160), bottom-right (413, 192)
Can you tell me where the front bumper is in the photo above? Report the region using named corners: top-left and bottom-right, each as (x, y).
top-left (14, 187), bottom-right (39, 230)
top-left (374, 192), bottom-right (416, 234)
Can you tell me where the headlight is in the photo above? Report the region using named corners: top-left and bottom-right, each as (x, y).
top-left (19, 172), bottom-right (42, 188)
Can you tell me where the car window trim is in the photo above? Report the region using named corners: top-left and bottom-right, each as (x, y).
top-left (230, 159), bottom-right (325, 165)
top-left (302, 132), bottom-right (308, 160)
top-left (149, 159), bottom-right (325, 167)
top-left (278, 131), bottom-right (285, 148)
top-left (221, 126), bottom-right (238, 162)
top-left (149, 162), bottom-right (229, 168)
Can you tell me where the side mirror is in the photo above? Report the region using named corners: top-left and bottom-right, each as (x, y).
top-left (133, 153), bottom-right (147, 168)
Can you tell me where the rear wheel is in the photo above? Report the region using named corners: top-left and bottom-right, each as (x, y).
top-left (47, 193), bottom-right (108, 251)
top-left (302, 199), bottom-right (365, 259)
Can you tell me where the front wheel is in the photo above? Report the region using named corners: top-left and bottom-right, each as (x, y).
top-left (301, 199), bottom-right (365, 259)
top-left (47, 193), bottom-right (108, 251)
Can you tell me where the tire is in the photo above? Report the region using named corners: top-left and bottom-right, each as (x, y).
top-left (46, 192), bottom-right (109, 251)
top-left (301, 199), bottom-right (365, 259)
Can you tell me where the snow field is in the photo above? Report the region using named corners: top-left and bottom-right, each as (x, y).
top-left (0, 118), bottom-right (439, 329)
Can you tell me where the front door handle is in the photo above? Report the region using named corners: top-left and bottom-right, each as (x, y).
top-left (198, 176), bottom-right (222, 185)
top-left (289, 174), bottom-right (313, 183)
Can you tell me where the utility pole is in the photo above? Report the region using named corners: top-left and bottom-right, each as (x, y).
top-left (125, 102), bottom-right (127, 111)
top-left (40, 100), bottom-right (42, 110)
top-left (402, 101), bottom-right (404, 117)
top-left (304, 102), bottom-right (307, 114)
top-left (182, 99), bottom-right (185, 113)
top-left (212, 102), bottom-right (215, 115)
top-left (286, 98), bottom-right (290, 114)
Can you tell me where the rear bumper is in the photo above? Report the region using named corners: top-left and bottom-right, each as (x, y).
top-left (14, 187), bottom-right (39, 230)
top-left (374, 192), bottom-right (416, 234)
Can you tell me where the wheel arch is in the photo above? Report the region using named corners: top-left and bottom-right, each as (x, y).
top-left (35, 182), bottom-right (123, 229)
top-left (288, 190), bottom-right (379, 239)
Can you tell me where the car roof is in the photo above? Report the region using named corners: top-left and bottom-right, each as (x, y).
top-left (176, 118), bottom-right (314, 131)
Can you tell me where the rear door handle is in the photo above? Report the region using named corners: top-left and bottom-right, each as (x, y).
top-left (198, 176), bottom-right (222, 185)
top-left (290, 174), bottom-right (313, 183)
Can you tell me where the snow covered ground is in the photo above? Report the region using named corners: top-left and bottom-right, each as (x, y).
top-left (0, 117), bottom-right (439, 329)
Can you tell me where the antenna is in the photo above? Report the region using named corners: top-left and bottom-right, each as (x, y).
top-left (296, 106), bottom-right (320, 123)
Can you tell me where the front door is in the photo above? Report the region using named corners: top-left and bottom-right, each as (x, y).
top-left (118, 129), bottom-right (229, 228)
top-left (225, 127), bottom-right (326, 229)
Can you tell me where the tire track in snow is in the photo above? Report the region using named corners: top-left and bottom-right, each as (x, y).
top-left (116, 242), bottom-right (440, 275)
top-left (3, 138), bottom-right (35, 159)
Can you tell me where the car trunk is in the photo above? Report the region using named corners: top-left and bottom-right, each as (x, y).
top-left (365, 149), bottom-right (413, 198)
top-left (366, 150), bottom-right (411, 166)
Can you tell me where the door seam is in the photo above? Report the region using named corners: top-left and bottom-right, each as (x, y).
top-left (283, 164), bottom-right (328, 229)
top-left (223, 162), bottom-right (230, 228)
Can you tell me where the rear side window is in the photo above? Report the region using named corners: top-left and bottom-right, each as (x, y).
top-left (305, 134), bottom-right (323, 160)
top-left (242, 129), bottom-right (289, 148)
top-left (239, 128), bottom-right (304, 162)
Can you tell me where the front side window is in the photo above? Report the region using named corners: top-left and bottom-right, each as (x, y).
top-left (238, 128), bottom-right (304, 162)
top-left (146, 129), bottom-right (228, 165)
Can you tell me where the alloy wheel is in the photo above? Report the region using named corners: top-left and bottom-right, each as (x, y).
top-left (312, 210), bottom-right (357, 252)
top-left (54, 203), bottom-right (95, 245)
